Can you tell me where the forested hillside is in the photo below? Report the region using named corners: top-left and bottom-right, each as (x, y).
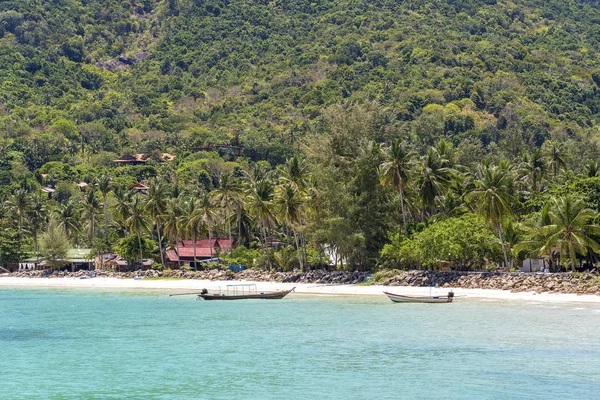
top-left (3, 0), bottom-right (600, 271)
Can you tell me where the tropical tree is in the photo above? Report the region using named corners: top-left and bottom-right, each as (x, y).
top-left (543, 140), bottom-right (566, 179)
top-left (55, 198), bottom-right (80, 242)
top-left (538, 196), bottom-right (600, 271)
top-left (518, 149), bottom-right (546, 193)
top-left (125, 194), bottom-right (150, 268)
top-left (162, 197), bottom-right (183, 268)
top-left (28, 193), bottom-right (47, 259)
top-left (246, 177), bottom-right (276, 253)
top-left (379, 139), bottom-right (416, 234)
top-left (278, 155), bottom-right (309, 190)
top-left (515, 203), bottom-right (558, 271)
top-left (145, 179), bottom-right (168, 266)
top-left (182, 197), bottom-right (201, 268)
top-left (96, 174), bottom-right (112, 236)
top-left (274, 182), bottom-right (307, 269)
top-left (417, 147), bottom-right (453, 217)
top-left (211, 172), bottom-right (242, 246)
top-left (194, 192), bottom-right (218, 259)
top-left (111, 186), bottom-right (132, 235)
top-left (5, 188), bottom-right (30, 255)
top-left (466, 164), bottom-right (515, 268)
top-left (82, 190), bottom-right (101, 248)
top-left (40, 217), bottom-right (71, 269)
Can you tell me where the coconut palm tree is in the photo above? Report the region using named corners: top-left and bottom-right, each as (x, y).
top-left (211, 172), bottom-right (242, 248)
top-left (246, 177), bottom-right (276, 253)
top-left (515, 203), bottom-right (558, 271)
top-left (27, 193), bottom-right (48, 259)
top-left (125, 194), bottom-right (150, 268)
top-left (379, 139), bottom-right (416, 234)
top-left (417, 148), bottom-right (453, 218)
top-left (182, 197), bottom-right (201, 269)
top-left (274, 182), bottom-right (307, 270)
top-left (55, 198), bottom-right (80, 242)
top-left (538, 196), bottom-right (600, 271)
top-left (162, 198), bottom-right (183, 268)
top-left (111, 186), bottom-right (132, 236)
top-left (543, 140), bottom-right (566, 179)
top-left (5, 188), bottom-right (30, 251)
top-left (145, 179), bottom-right (168, 266)
top-left (194, 192), bottom-right (218, 259)
top-left (82, 190), bottom-right (101, 248)
top-left (518, 149), bottom-right (546, 193)
top-left (96, 174), bottom-right (112, 236)
top-left (466, 164), bottom-right (515, 269)
top-left (278, 155), bottom-right (309, 190)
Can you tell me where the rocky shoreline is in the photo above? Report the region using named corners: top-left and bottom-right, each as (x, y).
top-left (3, 269), bottom-right (600, 296)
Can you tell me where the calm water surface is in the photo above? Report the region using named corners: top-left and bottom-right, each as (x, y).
top-left (1, 288), bottom-right (599, 399)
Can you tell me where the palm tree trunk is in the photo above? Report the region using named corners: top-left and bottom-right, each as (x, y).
top-left (498, 226), bottom-right (509, 269)
top-left (236, 204), bottom-right (243, 243)
top-left (399, 185), bottom-right (407, 235)
top-left (175, 230), bottom-right (181, 269)
top-left (102, 194), bottom-right (108, 270)
top-left (294, 229), bottom-right (304, 271)
top-left (193, 229), bottom-right (197, 271)
top-left (156, 221), bottom-right (165, 266)
top-left (209, 225), bottom-right (213, 259)
top-left (569, 243), bottom-right (576, 272)
top-left (227, 207), bottom-right (232, 252)
top-left (137, 231), bottom-right (143, 271)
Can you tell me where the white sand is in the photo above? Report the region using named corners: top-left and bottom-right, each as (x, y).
top-left (1, 276), bottom-right (600, 304)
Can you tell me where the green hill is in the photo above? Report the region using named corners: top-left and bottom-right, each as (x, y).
top-left (2, 0), bottom-right (600, 167)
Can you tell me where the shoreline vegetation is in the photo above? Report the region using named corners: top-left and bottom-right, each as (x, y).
top-left (4, 2), bottom-right (600, 275)
top-left (2, 269), bottom-right (600, 303)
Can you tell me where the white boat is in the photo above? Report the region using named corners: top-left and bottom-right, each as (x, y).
top-left (384, 291), bottom-right (454, 303)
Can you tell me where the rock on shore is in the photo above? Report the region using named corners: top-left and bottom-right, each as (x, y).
top-left (2, 269), bottom-right (599, 295)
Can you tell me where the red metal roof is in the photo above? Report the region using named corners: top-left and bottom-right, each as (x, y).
top-left (168, 238), bottom-right (235, 262)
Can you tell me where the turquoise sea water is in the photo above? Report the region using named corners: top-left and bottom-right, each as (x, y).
top-left (1, 289), bottom-right (600, 399)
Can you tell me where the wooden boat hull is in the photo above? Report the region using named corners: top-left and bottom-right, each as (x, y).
top-left (384, 291), bottom-right (453, 303)
top-left (198, 288), bottom-right (294, 300)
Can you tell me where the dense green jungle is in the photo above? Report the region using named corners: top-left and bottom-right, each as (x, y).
top-left (2, 0), bottom-right (600, 272)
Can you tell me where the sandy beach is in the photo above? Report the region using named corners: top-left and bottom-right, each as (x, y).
top-left (1, 277), bottom-right (600, 303)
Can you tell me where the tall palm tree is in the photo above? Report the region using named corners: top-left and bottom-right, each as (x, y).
top-left (211, 172), bottom-right (242, 248)
top-left (125, 194), bottom-right (150, 268)
top-left (181, 197), bottom-right (201, 269)
top-left (55, 198), bottom-right (80, 242)
top-left (538, 196), bottom-right (600, 271)
top-left (543, 140), bottom-right (566, 179)
top-left (246, 177), bottom-right (276, 253)
top-left (162, 198), bottom-right (183, 268)
top-left (111, 186), bottom-right (132, 236)
top-left (28, 193), bottom-right (48, 259)
top-left (515, 203), bottom-right (557, 270)
top-left (82, 190), bottom-right (101, 248)
top-left (278, 155), bottom-right (309, 190)
top-left (5, 189), bottom-right (30, 252)
top-left (195, 192), bottom-right (218, 259)
top-left (274, 182), bottom-right (307, 270)
top-left (518, 149), bottom-right (546, 193)
top-left (96, 174), bottom-right (112, 237)
top-left (145, 179), bottom-right (168, 266)
top-left (417, 148), bottom-right (453, 218)
top-left (379, 139), bottom-right (416, 234)
top-left (466, 164), bottom-right (515, 268)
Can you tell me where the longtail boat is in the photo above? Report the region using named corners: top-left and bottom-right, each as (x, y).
top-left (197, 284), bottom-right (295, 300)
top-left (384, 291), bottom-right (454, 303)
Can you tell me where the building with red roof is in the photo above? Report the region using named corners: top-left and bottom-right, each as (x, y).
top-left (166, 238), bottom-right (235, 268)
